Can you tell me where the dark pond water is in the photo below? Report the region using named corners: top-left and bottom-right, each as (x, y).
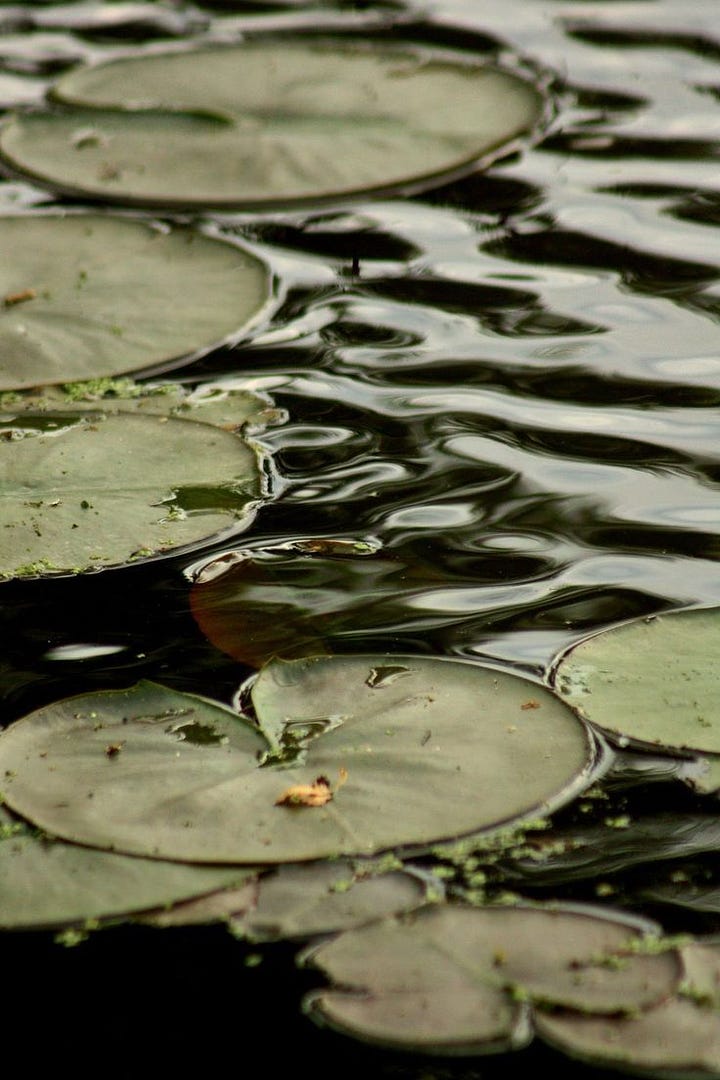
top-left (2, 0), bottom-right (720, 1076)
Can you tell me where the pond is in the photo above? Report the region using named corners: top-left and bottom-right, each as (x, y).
top-left (1, 0), bottom-right (720, 1076)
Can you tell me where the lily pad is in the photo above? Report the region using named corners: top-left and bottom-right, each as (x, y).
top-left (552, 609), bottom-right (720, 755)
top-left (302, 904), bottom-right (681, 1053)
top-left (138, 879), bottom-right (259, 928)
top-left (535, 997), bottom-right (720, 1078)
top-left (0, 658), bottom-right (594, 863)
top-left (232, 858), bottom-right (432, 942)
top-left (0, 41), bottom-right (545, 208)
top-left (685, 753), bottom-right (720, 796)
top-left (5, 377), bottom-right (282, 432)
top-left (0, 214), bottom-right (270, 390)
top-left (0, 395), bottom-right (266, 577)
top-left (0, 806), bottom-right (254, 930)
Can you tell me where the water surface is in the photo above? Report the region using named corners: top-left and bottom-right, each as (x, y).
top-left (1, 1), bottom-right (720, 1076)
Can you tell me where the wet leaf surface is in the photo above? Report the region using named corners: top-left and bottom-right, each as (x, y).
top-left (0, 41), bottom-right (544, 207)
top-left (0, 806), bottom-right (253, 930)
top-left (0, 396), bottom-right (266, 577)
top-left (0, 658), bottom-right (594, 862)
top-left (0, 214), bottom-right (270, 389)
top-left (553, 610), bottom-right (720, 755)
top-left (535, 997), bottom-right (720, 1078)
top-left (303, 903), bottom-right (681, 1053)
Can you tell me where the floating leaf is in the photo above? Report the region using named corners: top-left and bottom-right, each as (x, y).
top-left (562, 941), bottom-right (720, 1079)
top-left (680, 942), bottom-right (720, 1007)
top-left (233, 859), bottom-right (431, 943)
top-left (0, 394), bottom-right (266, 577)
top-left (5, 377), bottom-right (282, 433)
top-left (552, 609), bottom-right (720, 755)
top-left (0, 41), bottom-right (544, 208)
top-left (0, 657), bottom-right (594, 863)
top-left (0, 806), bottom-right (253, 930)
top-left (303, 904), bottom-right (681, 1053)
top-left (535, 997), bottom-right (720, 1078)
top-left (0, 214), bottom-right (270, 390)
top-left (685, 753), bottom-right (720, 795)
top-left (138, 879), bottom-right (259, 929)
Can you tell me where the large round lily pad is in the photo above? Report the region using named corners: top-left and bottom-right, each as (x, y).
top-left (0, 807), bottom-right (254, 930)
top-left (303, 904), bottom-right (681, 1053)
top-left (0, 658), bottom-right (594, 863)
top-left (0, 402), bottom-right (265, 578)
top-left (0, 41), bottom-right (544, 208)
top-left (552, 609), bottom-right (720, 755)
top-left (0, 214), bottom-right (270, 390)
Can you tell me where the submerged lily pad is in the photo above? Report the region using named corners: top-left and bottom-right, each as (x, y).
top-left (0, 41), bottom-right (544, 208)
top-left (553, 609), bottom-right (720, 755)
top-left (138, 879), bottom-right (258, 928)
top-left (0, 214), bottom-right (270, 390)
top-left (303, 904), bottom-right (681, 1053)
top-left (0, 658), bottom-right (594, 863)
top-left (0, 806), bottom-right (254, 930)
top-left (189, 544), bottom-right (406, 667)
top-left (5, 377), bottom-right (282, 432)
top-left (0, 397), bottom-right (266, 577)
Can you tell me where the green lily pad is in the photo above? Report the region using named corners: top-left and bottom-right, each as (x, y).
top-left (138, 879), bottom-right (259, 928)
top-left (4, 377), bottom-right (282, 432)
top-left (0, 658), bottom-right (594, 863)
top-left (680, 942), bottom-right (720, 1007)
top-left (552, 609), bottom-right (720, 755)
top-left (0, 393), bottom-right (266, 577)
top-left (0, 806), bottom-right (254, 930)
top-left (232, 858), bottom-right (432, 942)
top-left (685, 753), bottom-right (720, 795)
top-left (0, 41), bottom-right (544, 208)
top-left (0, 214), bottom-right (270, 390)
top-left (302, 904), bottom-right (681, 1054)
top-left (535, 997), bottom-right (720, 1078)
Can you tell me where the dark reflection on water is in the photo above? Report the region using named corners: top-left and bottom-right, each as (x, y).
top-left (2, 0), bottom-right (720, 1074)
